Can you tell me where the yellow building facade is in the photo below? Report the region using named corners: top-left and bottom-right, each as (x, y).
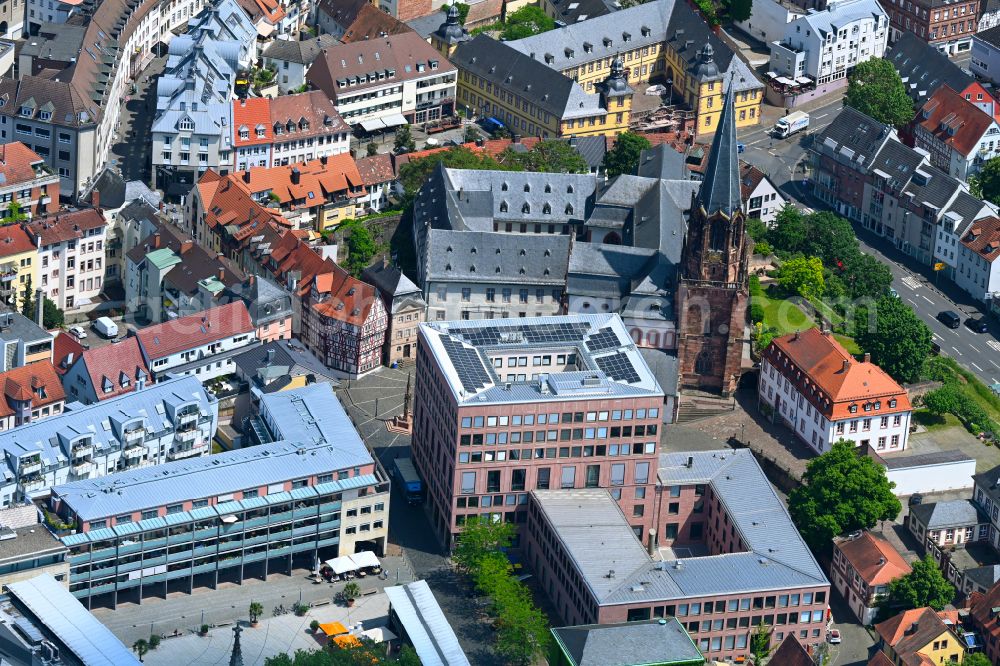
top-left (0, 226), bottom-right (39, 315)
top-left (453, 35), bottom-right (633, 140)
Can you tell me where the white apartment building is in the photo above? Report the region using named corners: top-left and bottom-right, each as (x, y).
top-left (913, 84), bottom-right (1000, 181)
top-left (135, 301), bottom-right (258, 381)
top-left (306, 32), bottom-right (457, 129)
top-left (0, 375), bottom-right (216, 506)
top-left (759, 328), bottom-right (912, 455)
top-left (955, 217), bottom-right (1000, 301)
top-left (25, 209), bottom-right (108, 313)
top-left (741, 162), bottom-right (786, 226)
top-left (770, 0), bottom-right (889, 85)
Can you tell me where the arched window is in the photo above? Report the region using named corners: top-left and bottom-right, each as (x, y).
top-left (695, 351), bottom-right (712, 374)
top-left (710, 220), bottom-right (727, 252)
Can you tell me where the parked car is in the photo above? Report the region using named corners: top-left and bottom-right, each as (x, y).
top-left (965, 317), bottom-right (989, 334)
top-left (68, 326), bottom-right (87, 340)
top-left (828, 629), bottom-right (841, 644)
top-left (937, 310), bottom-right (961, 329)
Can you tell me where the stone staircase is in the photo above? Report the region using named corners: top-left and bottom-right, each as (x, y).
top-left (675, 392), bottom-right (736, 424)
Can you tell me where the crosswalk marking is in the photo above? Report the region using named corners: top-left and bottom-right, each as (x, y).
top-left (988, 340), bottom-right (1000, 354)
top-left (901, 276), bottom-right (922, 290)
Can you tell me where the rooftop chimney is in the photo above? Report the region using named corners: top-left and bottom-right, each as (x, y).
top-left (180, 239), bottom-right (193, 255)
top-left (218, 267), bottom-right (225, 281)
top-left (242, 170), bottom-right (251, 184)
top-left (265, 348), bottom-right (275, 365)
top-left (864, 352), bottom-right (871, 363)
top-left (647, 528), bottom-right (657, 556)
top-left (686, 456), bottom-right (694, 468)
top-left (842, 359), bottom-right (850, 372)
top-left (320, 154), bottom-right (328, 165)
top-left (291, 167), bottom-right (301, 185)
top-left (153, 233), bottom-right (161, 249)
top-left (91, 189), bottom-right (100, 210)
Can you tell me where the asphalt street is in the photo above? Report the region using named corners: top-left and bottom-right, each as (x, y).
top-left (739, 89), bottom-right (1000, 388)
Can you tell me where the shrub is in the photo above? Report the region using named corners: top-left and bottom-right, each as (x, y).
top-left (149, 634), bottom-right (161, 650)
top-left (343, 582), bottom-right (361, 600)
top-left (749, 302), bottom-right (765, 325)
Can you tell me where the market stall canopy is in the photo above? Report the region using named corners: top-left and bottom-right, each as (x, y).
top-left (325, 556), bottom-right (358, 575)
top-left (349, 550), bottom-right (380, 569)
top-left (319, 622), bottom-right (348, 638)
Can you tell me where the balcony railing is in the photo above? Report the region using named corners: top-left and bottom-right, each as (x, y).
top-left (167, 442), bottom-right (206, 460)
top-left (21, 476), bottom-right (44, 491)
top-left (175, 428), bottom-right (199, 443)
top-left (20, 460), bottom-right (41, 475)
top-left (123, 428), bottom-right (145, 442)
top-left (123, 442), bottom-right (145, 458)
top-left (72, 444), bottom-right (94, 458)
top-left (71, 460), bottom-right (94, 475)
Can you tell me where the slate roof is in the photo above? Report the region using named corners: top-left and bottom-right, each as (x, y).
top-left (974, 462), bottom-right (1000, 507)
top-left (909, 499), bottom-right (986, 529)
top-left (425, 230), bottom-right (569, 285)
top-left (84, 167), bottom-right (127, 210)
top-left (532, 448), bottom-right (827, 606)
top-left (362, 262), bottom-right (421, 299)
top-left (813, 106), bottom-right (895, 170)
top-left (978, 24), bottom-right (1000, 49)
top-left (222, 275), bottom-right (293, 328)
top-left (505, 0), bottom-right (674, 73)
top-left (75, 337), bottom-right (151, 401)
top-left (232, 339), bottom-right (339, 392)
top-left (315, 0), bottom-right (368, 30)
top-left (550, 618), bottom-right (703, 666)
top-left (307, 32), bottom-right (455, 98)
top-left (451, 35), bottom-right (605, 120)
top-left (697, 83), bottom-right (741, 217)
top-left (637, 143), bottom-right (688, 180)
top-left (887, 31), bottom-right (974, 104)
top-left (262, 34), bottom-right (338, 65)
top-left (136, 301), bottom-right (254, 360)
top-left (544, 0), bottom-right (616, 24)
top-left (127, 221), bottom-right (245, 297)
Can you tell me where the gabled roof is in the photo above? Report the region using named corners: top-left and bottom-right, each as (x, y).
top-left (768, 634), bottom-right (815, 666)
top-left (340, 2), bottom-right (412, 42)
top-left (76, 337), bottom-right (151, 401)
top-left (136, 301), bottom-right (254, 360)
top-left (961, 216), bottom-right (1000, 262)
top-left (26, 208), bottom-right (106, 247)
top-left (909, 499), bottom-right (987, 529)
top-left (234, 154), bottom-right (364, 205)
top-left (814, 106), bottom-right (895, 170)
top-left (354, 154), bottom-right (395, 186)
top-left (834, 531), bottom-right (911, 586)
top-left (916, 85), bottom-right (998, 157)
top-left (0, 142), bottom-right (49, 188)
top-left (875, 608), bottom-right (956, 666)
top-left (886, 32), bottom-right (974, 104)
top-left (970, 577), bottom-right (1000, 646)
top-left (52, 331), bottom-right (85, 376)
top-left (195, 170), bottom-right (286, 246)
top-left (0, 224), bottom-right (38, 259)
top-left (0, 361), bottom-right (65, 418)
top-left (764, 328), bottom-right (910, 420)
top-left (262, 34), bottom-right (338, 65)
top-left (233, 97), bottom-right (273, 147)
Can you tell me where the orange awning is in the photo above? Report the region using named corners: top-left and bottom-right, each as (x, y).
top-left (333, 634), bottom-right (362, 648)
top-left (319, 621), bottom-right (348, 637)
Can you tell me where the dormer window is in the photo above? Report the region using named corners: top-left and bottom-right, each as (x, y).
top-left (849, 404), bottom-right (858, 413)
top-left (565, 204), bottom-right (574, 214)
top-left (524, 183), bottom-right (531, 192)
top-left (544, 183), bottom-right (552, 193)
top-left (543, 203), bottom-right (551, 214)
top-left (256, 125), bottom-right (265, 138)
top-left (889, 399), bottom-right (897, 408)
top-left (522, 203), bottom-right (531, 213)
top-left (38, 111), bottom-right (51, 121)
top-left (500, 201), bottom-right (508, 212)
top-left (501, 182), bottom-right (509, 191)
top-left (19, 106), bottom-right (32, 117)
top-left (179, 118), bottom-right (194, 131)
top-left (239, 127), bottom-right (250, 140)
top-left (567, 185), bottom-right (574, 193)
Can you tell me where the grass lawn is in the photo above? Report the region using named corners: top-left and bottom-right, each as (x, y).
top-left (756, 284), bottom-right (812, 335)
top-left (912, 409), bottom-right (963, 431)
top-left (926, 357), bottom-right (1000, 433)
top-left (833, 334), bottom-right (861, 355)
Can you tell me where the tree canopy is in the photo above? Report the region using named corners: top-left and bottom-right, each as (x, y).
top-left (788, 440), bottom-right (901, 552)
top-left (776, 256), bottom-right (825, 301)
top-left (878, 554), bottom-right (954, 621)
top-left (1, 200), bottom-right (26, 226)
top-left (394, 124), bottom-right (415, 154)
top-left (343, 221), bottom-right (384, 278)
top-left (602, 132), bottom-right (652, 178)
top-left (724, 0), bottom-right (753, 21)
top-left (501, 140), bottom-right (589, 174)
top-left (853, 296), bottom-right (933, 384)
top-left (844, 58), bottom-right (915, 128)
top-left (499, 5), bottom-right (555, 40)
top-left (264, 641), bottom-right (421, 666)
top-left (973, 156), bottom-right (1000, 207)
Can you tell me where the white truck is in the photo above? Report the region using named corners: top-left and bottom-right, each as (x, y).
top-left (773, 111), bottom-right (810, 139)
top-left (92, 316), bottom-right (118, 338)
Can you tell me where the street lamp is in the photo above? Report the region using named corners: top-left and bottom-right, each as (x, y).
top-left (666, 77), bottom-right (673, 107)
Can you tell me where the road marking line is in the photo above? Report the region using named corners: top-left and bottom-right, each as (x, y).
top-left (953, 347), bottom-right (963, 355)
top-left (970, 344), bottom-right (982, 353)
top-left (988, 340), bottom-right (1000, 353)
top-left (921, 295), bottom-right (934, 304)
top-left (992, 360), bottom-right (1000, 368)
top-left (973, 362), bottom-right (985, 372)
top-left (815, 113), bottom-right (829, 119)
top-left (932, 332), bottom-right (941, 340)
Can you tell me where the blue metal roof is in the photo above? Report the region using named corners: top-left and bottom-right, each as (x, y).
top-left (384, 580), bottom-right (470, 666)
top-left (113, 522), bottom-right (142, 536)
top-left (53, 384), bottom-right (375, 523)
top-left (7, 574), bottom-right (140, 666)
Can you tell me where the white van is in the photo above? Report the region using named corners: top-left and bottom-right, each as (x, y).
top-left (92, 316), bottom-right (118, 338)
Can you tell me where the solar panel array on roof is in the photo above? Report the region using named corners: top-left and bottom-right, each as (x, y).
top-left (585, 326), bottom-right (621, 352)
top-left (439, 335), bottom-right (492, 392)
top-left (594, 352), bottom-right (641, 384)
top-left (448, 321), bottom-right (591, 347)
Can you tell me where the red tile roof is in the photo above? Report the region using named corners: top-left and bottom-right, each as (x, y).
top-left (79, 336), bottom-right (151, 400)
top-left (340, 2), bottom-right (412, 42)
top-left (0, 142), bottom-right (47, 188)
top-left (916, 85), bottom-right (998, 157)
top-left (0, 361), bottom-right (64, 417)
top-left (267, 91), bottom-right (350, 137)
top-left (834, 531), bottom-right (911, 587)
top-left (764, 328), bottom-right (911, 421)
top-left (970, 581), bottom-right (1000, 652)
top-left (875, 608), bottom-right (955, 666)
top-left (0, 224), bottom-right (38, 259)
top-left (234, 154), bottom-right (365, 206)
top-left (52, 331), bottom-right (84, 376)
top-left (136, 301), bottom-right (254, 360)
top-left (26, 208), bottom-right (105, 247)
top-left (961, 216), bottom-right (1000, 262)
top-left (354, 154), bottom-right (394, 186)
top-left (867, 652), bottom-right (896, 666)
top-left (740, 162), bottom-right (767, 201)
top-left (195, 171), bottom-right (287, 244)
top-left (233, 97), bottom-right (273, 147)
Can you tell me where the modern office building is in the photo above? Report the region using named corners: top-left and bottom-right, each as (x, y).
top-left (524, 449), bottom-right (831, 663)
top-left (51, 383), bottom-right (389, 608)
top-left (412, 314), bottom-right (664, 549)
top-left (0, 375), bottom-right (216, 507)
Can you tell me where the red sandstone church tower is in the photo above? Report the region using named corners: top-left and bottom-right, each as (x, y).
top-left (676, 81), bottom-right (751, 396)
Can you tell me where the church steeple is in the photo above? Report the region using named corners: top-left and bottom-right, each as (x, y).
top-left (697, 80), bottom-right (742, 218)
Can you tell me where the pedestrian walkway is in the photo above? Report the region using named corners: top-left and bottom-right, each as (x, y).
top-left (141, 593), bottom-right (391, 666)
